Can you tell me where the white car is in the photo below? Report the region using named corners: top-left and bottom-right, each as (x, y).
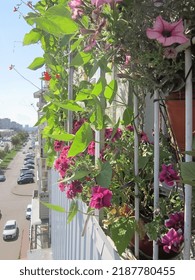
top-left (26, 204), bottom-right (32, 220)
top-left (3, 220), bottom-right (17, 240)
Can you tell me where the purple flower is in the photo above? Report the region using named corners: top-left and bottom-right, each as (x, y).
top-left (160, 228), bottom-right (184, 253)
top-left (165, 212), bottom-right (184, 231)
top-left (89, 186), bottom-right (112, 209)
top-left (146, 16), bottom-right (189, 47)
top-left (159, 164), bottom-right (180, 186)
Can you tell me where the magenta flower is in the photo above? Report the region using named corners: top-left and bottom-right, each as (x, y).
top-left (69, 0), bottom-right (82, 9)
top-left (159, 164), bottom-right (180, 186)
top-left (89, 186), bottom-right (112, 209)
top-left (140, 131), bottom-right (150, 143)
top-left (146, 16), bottom-right (189, 46)
top-left (54, 140), bottom-right (64, 152)
top-left (66, 180), bottom-right (83, 199)
top-left (160, 228), bottom-right (184, 253)
top-left (87, 141), bottom-right (95, 156)
top-left (126, 125), bottom-right (134, 131)
top-left (91, 0), bottom-right (122, 8)
top-left (69, 0), bottom-right (83, 19)
top-left (105, 128), bottom-right (122, 142)
top-left (53, 145), bottom-right (75, 178)
top-left (72, 119), bottom-right (86, 134)
top-left (165, 212), bottom-right (184, 231)
top-left (58, 182), bottom-right (66, 192)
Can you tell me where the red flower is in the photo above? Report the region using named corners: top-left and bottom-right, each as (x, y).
top-left (43, 71), bottom-right (51, 81)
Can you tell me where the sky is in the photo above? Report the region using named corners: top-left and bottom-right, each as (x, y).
top-left (0, 1), bottom-right (44, 127)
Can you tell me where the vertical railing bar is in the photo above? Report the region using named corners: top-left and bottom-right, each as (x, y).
top-left (67, 43), bottom-right (74, 134)
top-left (153, 90), bottom-right (160, 260)
top-left (184, 46), bottom-right (193, 259)
top-left (95, 130), bottom-right (101, 222)
top-left (134, 92), bottom-right (139, 259)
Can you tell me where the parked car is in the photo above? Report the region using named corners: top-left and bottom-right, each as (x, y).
top-left (24, 160), bottom-right (35, 165)
top-left (17, 175), bottom-right (34, 184)
top-left (24, 164), bottom-right (35, 169)
top-left (26, 204), bottom-right (32, 220)
top-left (20, 168), bottom-right (34, 176)
top-left (3, 220), bottom-right (18, 240)
top-left (0, 175), bottom-right (6, 182)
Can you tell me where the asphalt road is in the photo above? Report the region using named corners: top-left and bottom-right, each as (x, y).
top-left (0, 147), bottom-right (36, 260)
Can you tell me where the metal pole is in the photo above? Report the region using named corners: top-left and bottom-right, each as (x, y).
top-left (134, 92), bottom-right (139, 259)
top-left (153, 90), bottom-right (159, 259)
top-left (67, 44), bottom-right (74, 134)
top-left (184, 46), bottom-right (193, 259)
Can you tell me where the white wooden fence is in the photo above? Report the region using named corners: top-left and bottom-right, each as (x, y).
top-left (49, 169), bottom-right (121, 260)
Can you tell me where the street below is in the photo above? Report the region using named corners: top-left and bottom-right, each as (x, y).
top-left (0, 147), bottom-right (36, 260)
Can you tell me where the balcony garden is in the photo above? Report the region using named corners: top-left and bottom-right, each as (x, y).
top-left (15, 0), bottom-right (195, 259)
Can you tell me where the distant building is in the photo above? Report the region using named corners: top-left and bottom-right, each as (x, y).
top-left (0, 117), bottom-right (37, 132)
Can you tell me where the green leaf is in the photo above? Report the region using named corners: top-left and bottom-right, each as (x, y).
top-left (96, 161), bottom-right (112, 188)
top-left (90, 96), bottom-right (104, 130)
top-left (62, 169), bottom-right (90, 183)
top-left (104, 79), bottom-right (117, 103)
top-left (41, 202), bottom-right (65, 212)
top-left (123, 107), bottom-right (133, 126)
top-left (68, 122), bottom-right (93, 157)
top-left (34, 114), bottom-right (47, 126)
top-left (53, 100), bottom-right (84, 112)
top-left (34, 5), bottom-right (78, 36)
top-left (28, 57), bottom-right (45, 70)
top-left (180, 162), bottom-right (195, 186)
top-left (109, 217), bottom-right (135, 255)
top-left (43, 132), bottom-right (75, 141)
top-left (71, 51), bottom-right (92, 66)
top-left (91, 79), bottom-right (104, 96)
top-left (67, 200), bottom-right (78, 223)
top-left (23, 29), bottom-right (42, 45)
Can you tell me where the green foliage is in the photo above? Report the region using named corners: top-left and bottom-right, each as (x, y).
top-left (33, 5), bottom-right (78, 36)
top-left (67, 200), bottom-right (78, 224)
top-left (96, 161), bottom-right (112, 188)
top-left (181, 162), bottom-right (195, 186)
top-left (109, 217), bottom-right (135, 255)
top-left (41, 202), bottom-right (65, 212)
top-left (28, 57), bottom-right (45, 70)
top-left (68, 122), bottom-right (93, 157)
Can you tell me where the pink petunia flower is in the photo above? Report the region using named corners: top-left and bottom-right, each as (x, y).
top-left (89, 186), bottom-right (112, 209)
top-left (146, 16), bottom-right (189, 47)
top-left (160, 228), bottom-right (184, 253)
top-left (165, 212), bottom-right (184, 231)
top-left (159, 164), bottom-right (180, 186)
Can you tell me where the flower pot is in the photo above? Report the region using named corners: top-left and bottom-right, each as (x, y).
top-left (129, 234), bottom-right (181, 260)
top-left (165, 95), bottom-right (195, 152)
